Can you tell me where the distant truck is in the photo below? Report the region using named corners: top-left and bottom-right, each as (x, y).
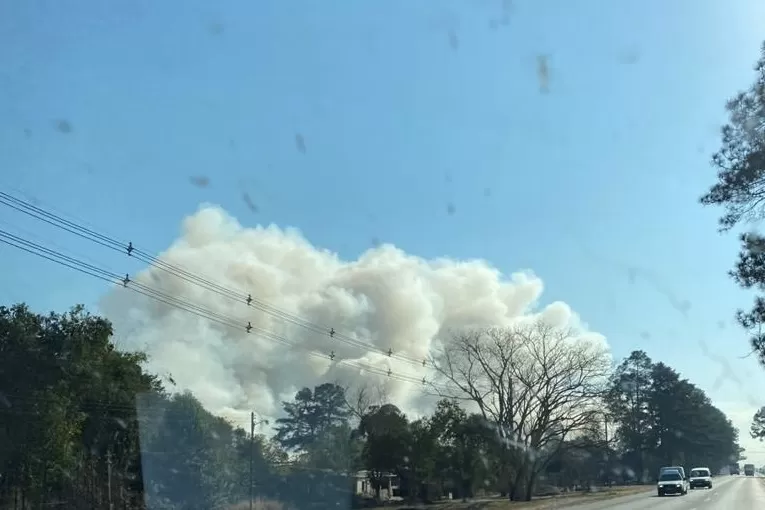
top-left (731, 463), bottom-right (740, 475)
top-left (744, 463), bottom-right (755, 476)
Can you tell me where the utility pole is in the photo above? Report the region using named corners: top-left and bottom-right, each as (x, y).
top-left (106, 450), bottom-right (114, 510)
top-left (604, 413), bottom-right (611, 487)
top-left (249, 411), bottom-right (269, 510)
top-left (250, 412), bottom-right (255, 510)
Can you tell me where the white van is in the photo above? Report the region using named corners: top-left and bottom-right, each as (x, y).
top-left (689, 467), bottom-right (712, 489)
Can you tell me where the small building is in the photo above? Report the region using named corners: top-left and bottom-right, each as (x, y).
top-left (353, 470), bottom-right (400, 500)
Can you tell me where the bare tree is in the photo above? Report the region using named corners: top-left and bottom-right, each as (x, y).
top-left (337, 380), bottom-right (389, 422)
top-left (431, 320), bottom-right (610, 501)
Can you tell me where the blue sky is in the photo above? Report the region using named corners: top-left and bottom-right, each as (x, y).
top-left (2, 0), bottom-right (765, 461)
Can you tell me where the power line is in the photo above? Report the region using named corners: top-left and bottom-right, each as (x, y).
top-left (0, 229), bottom-right (120, 285)
top-left (0, 191), bottom-right (438, 369)
top-left (0, 228), bottom-right (445, 390)
top-left (0, 393), bottom-right (250, 427)
top-left (0, 229), bottom-right (440, 390)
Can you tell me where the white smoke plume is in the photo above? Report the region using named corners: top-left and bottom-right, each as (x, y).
top-left (101, 205), bottom-right (609, 429)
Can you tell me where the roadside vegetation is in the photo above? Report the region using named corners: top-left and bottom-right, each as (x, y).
top-left (0, 303), bottom-right (742, 509)
top-left (699, 42), bottom-right (765, 445)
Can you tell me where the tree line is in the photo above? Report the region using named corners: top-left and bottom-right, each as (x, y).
top-left (699, 40), bottom-right (765, 443)
top-left (0, 303), bottom-right (742, 509)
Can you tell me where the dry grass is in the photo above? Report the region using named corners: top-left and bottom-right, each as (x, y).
top-left (224, 486), bottom-right (654, 510)
top-left (497, 486), bottom-right (652, 509)
top-left (227, 499), bottom-right (293, 510)
top-left (391, 486), bottom-right (653, 510)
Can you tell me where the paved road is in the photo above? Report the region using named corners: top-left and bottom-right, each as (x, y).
top-left (550, 475), bottom-right (765, 509)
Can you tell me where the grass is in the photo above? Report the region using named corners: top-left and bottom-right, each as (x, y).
top-left (391, 486), bottom-right (654, 510)
top-left (228, 499), bottom-right (292, 510)
top-left (499, 486), bottom-right (652, 509)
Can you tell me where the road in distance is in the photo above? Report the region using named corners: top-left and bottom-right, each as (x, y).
top-left (547, 474), bottom-right (765, 509)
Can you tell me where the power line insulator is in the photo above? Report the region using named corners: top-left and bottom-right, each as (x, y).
top-left (329, 327), bottom-right (335, 338)
top-left (247, 294), bottom-right (252, 306)
top-left (122, 274), bottom-right (130, 287)
top-left (126, 242), bottom-right (134, 256)
top-left (246, 321), bottom-right (252, 333)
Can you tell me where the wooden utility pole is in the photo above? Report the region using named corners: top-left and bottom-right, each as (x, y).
top-left (250, 412), bottom-right (255, 510)
top-left (604, 414), bottom-right (611, 486)
top-left (248, 411), bottom-right (270, 508)
top-left (106, 450), bottom-right (114, 510)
